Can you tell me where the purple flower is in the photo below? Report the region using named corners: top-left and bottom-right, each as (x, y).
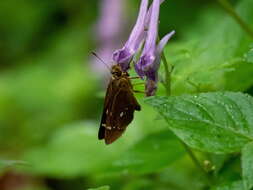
top-left (135, 0), bottom-right (175, 96)
top-left (113, 0), bottom-right (149, 71)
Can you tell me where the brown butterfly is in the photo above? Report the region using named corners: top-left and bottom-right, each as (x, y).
top-left (98, 65), bottom-right (141, 144)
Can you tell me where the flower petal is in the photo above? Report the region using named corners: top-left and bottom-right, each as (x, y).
top-left (142, 0), bottom-right (160, 55)
top-left (134, 60), bottom-right (145, 79)
top-left (145, 0), bottom-right (165, 28)
top-left (125, 0), bottom-right (149, 51)
top-left (113, 48), bottom-right (133, 63)
top-left (156, 30), bottom-right (175, 55)
top-left (112, 0), bottom-right (149, 71)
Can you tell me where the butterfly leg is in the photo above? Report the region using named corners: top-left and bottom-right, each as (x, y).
top-left (129, 76), bottom-right (141, 79)
top-left (133, 82), bottom-right (145, 86)
top-left (133, 90), bottom-right (145, 94)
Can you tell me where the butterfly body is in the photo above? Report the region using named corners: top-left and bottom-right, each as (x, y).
top-left (99, 65), bottom-right (141, 144)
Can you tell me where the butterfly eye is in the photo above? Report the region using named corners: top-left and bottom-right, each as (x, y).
top-left (112, 71), bottom-right (121, 77)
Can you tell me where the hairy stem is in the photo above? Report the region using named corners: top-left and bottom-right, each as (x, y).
top-left (161, 51), bottom-right (171, 96)
top-left (217, 0), bottom-right (253, 39)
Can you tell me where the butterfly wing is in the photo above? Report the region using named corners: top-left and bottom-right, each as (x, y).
top-left (98, 79), bottom-right (116, 140)
top-left (104, 83), bottom-right (141, 144)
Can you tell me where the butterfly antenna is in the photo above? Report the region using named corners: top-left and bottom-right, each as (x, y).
top-left (91, 52), bottom-right (111, 71)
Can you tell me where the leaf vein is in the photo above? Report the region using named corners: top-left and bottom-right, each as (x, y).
top-left (160, 105), bottom-right (253, 141)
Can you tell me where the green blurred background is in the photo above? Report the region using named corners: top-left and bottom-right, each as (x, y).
top-left (0, 0), bottom-right (253, 189)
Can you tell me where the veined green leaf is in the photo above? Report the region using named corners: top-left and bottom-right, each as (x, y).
top-left (145, 92), bottom-right (253, 153)
top-left (165, 0), bottom-right (253, 94)
top-left (242, 142), bottom-right (253, 190)
top-left (245, 45), bottom-right (253, 63)
top-left (212, 180), bottom-right (244, 190)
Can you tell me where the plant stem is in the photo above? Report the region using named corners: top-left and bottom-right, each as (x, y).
top-left (181, 142), bottom-right (213, 187)
top-left (217, 0), bottom-right (253, 39)
top-left (161, 51), bottom-right (213, 187)
top-left (161, 50), bottom-right (171, 96)
top-left (157, 35), bottom-right (172, 96)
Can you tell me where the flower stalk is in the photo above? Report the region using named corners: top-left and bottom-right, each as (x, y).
top-left (160, 45), bottom-right (172, 96)
top-left (161, 46), bottom-right (213, 187)
top-left (217, 0), bottom-right (253, 39)
top-left (181, 142), bottom-right (213, 187)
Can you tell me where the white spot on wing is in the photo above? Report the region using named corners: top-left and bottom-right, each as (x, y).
top-left (106, 126), bottom-right (112, 130)
top-left (120, 112), bottom-right (124, 117)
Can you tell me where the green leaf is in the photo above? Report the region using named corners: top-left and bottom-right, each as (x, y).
top-left (212, 180), bottom-right (244, 190)
top-left (242, 142), bottom-right (253, 190)
top-left (165, 0), bottom-right (253, 94)
top-left (245, 45), bottom-right (253, 63)
top-left (145, 92), bottom-right (253, 153)
top-left (0, 160), bottom-right (28, 173)
top-left (108, 130), bottom-right (185, 175)
top-left (23, 122), bottom-right (131, 177)
top-left (87, 186), bottom-right (110, 190)
top-left (22, 104), bottom-right (172, 178)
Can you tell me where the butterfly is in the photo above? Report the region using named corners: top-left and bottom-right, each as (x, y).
top-left (98, 65), bottom-right (141, 144)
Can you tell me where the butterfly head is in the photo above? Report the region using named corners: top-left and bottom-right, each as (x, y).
top-left (111, 65), bottom-right (123, 78)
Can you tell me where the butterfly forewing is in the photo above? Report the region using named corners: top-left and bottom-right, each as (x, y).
top-left (104, 81), bottom-right (140, 144)
top-left (98, 78), bottom-right (116, 140)
top-left (99, 65), bottom-right (141, 144)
